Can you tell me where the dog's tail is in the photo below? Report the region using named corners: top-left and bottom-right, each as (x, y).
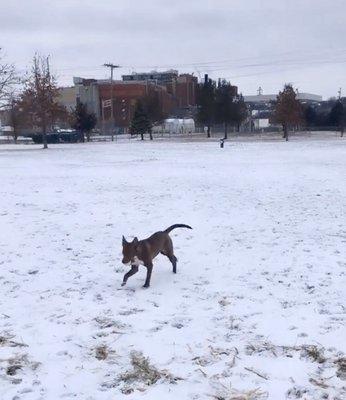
top-left (165, 224), bottom-right (193, 234)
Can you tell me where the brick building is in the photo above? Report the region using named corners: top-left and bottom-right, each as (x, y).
top-left (72, 70), bottom-right (198, 131)
top-left (97, 81), bottom-right (175, 128)
top-left (122, 70), bottom-right (198, 116)
top-left (173, 74), bottom-right (198, 110)
top-left (73, 77), bottom-right (175, 131)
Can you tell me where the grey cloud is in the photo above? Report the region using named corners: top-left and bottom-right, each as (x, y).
top-left (0, 0), bottom-right (345, 98)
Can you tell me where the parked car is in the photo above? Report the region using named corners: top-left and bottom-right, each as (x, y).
top-left (27, 130), bottom-right (83, 144)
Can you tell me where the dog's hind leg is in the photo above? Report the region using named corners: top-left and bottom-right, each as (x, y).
top-left (161, 235), bottom-right (178, 274)
top-left (161, 237), bottom-right (178, 274)
top-left (161, 252), bottom-right (177, 273)
top-left (169, 255), bottom-right (177, 273)
top-left (143, 263), bottom-right (153, 288)
top-left (121, 265), bottom-right (139, 286)
top-left (161, 237), bottom-right (178, 273)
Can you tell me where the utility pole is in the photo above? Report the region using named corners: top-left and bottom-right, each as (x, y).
top-left (338, 87), bottom-right (342, 100)
top-left (103, 63), bottom-right (120, 140)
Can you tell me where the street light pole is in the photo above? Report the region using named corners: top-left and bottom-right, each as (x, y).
top-left (103, 63), bottom-right (120, 140)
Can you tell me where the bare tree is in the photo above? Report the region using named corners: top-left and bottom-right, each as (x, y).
top-left (20, 54), bottom-right (66, 149)
top-left (274, 84), bottom-right (303, 141)
top-left (0, 48), bottom-right (17, 107)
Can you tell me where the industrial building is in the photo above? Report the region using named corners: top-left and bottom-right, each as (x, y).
top-left (58, 71), bottom-right (198, 132)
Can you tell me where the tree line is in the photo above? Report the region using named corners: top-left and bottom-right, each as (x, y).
top-left (1, 51), bottom-right (97, 148)
top-left (131, 75), bottom-right (249, 141)
top-left (274, 84), bottom-right (345, 140)
top-left (196, 79), bottom-right (345, 141)
top-left (1, 49), bottom-right (345, 148)
top-left (196, 76), bottom-right (248, 139)
top-left (1, 49), bottom-right (169, 145)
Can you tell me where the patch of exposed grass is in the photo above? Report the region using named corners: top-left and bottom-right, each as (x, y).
top-left (210, 386), bottom-right (268, 400)
top-left (94, 316), bottom-right (128, 330)
top-left (1, 353), bottom-right (40, 378)
top-left (335, 357), bottom-right (346, 380)
top-left (245, 341), bottom-right (326, 363)
top-left (95, 345), bottom-right (109, 361)
top-left (300, 345), bottom-right (326, 364)
top-left (0, 334), bottom-right (27, 348)
top-left (115, 351), bottom-right (182, 393)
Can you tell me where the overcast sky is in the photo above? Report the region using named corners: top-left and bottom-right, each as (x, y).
top-left (1, 0), bottom-right (345, 99)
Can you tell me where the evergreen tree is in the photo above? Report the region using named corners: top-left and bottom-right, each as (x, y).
top-left (71, 102), bottom-right (97, 142)
top-left (214, 80), bottom-right (247, 138)
top-left (215, 79), bottom-right (236, 139)
top-left (142, 92), bottom-right (166, 140)
top-left (329, 100), bottom-right (345, 137)
top-left (130, 101), bottom-right (151, 140)
top-left (196, 76), bottom-right (216, 138)
top-left (232, 94), bottom-right (248, 132)
top-left (304, 104), bottom-right (317, 129)
top-left (274, 84), bottom-right (303, 141)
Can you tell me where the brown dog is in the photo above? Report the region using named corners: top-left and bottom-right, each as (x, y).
top-left (121, 224), bottom-right (192, 288)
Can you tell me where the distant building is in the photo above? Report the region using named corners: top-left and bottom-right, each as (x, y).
top-left (244, 92), bottom-right (322, 104)
top-left (72, 70), bottom-right (198, 131)
top-left (122, 70), bottom-right (179, 85)
top-left (73, 77), bottom-right (176, 131)
top-left (58, 86), bottom-right (77, 111)
top-left (244, 91), bottom-right (323, 131)
top-left (123, 70), bottom-right (198, 116)
top-left (172, 74), bottom-right (198, 111)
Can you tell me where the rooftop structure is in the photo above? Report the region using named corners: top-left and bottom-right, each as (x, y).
top-left (122, 70), bottom-right (179, 85)
top-left (244, 92), bottom-right (322, 104)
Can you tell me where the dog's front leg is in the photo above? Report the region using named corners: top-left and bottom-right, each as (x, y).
top-left (143, 263), bottom-right (153, 288)
top-left (121, 265), bottom-right (139, 286)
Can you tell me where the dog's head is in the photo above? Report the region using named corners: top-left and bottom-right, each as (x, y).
top-left (122, 236), bottom-right (138, 264)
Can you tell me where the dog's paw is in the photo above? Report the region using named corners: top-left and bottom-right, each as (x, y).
top-left (121, 282), bottom-right (126, 287)
top-left (142, 284), bottom-right (150, 288)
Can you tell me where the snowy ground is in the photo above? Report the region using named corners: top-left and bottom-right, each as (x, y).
top-left (0, 137), bottom-right (345, 400)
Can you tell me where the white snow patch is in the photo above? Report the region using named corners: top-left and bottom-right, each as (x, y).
top-left (0, 138), bottom-right (345, 399)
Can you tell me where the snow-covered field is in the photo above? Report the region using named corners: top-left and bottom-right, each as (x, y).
top-left (1, 137), bottom-right (345, 400)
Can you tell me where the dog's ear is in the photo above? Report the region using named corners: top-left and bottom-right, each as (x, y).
top-left (122, 235), bottom-right (127, 245)
top-left (133, 237), bottom-right (138, 244)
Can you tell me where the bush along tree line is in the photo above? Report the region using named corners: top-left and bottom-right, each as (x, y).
top-left (303, 99), bottom-right (345, 137)
top-left (196, 75), bottom-right (248, 139)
